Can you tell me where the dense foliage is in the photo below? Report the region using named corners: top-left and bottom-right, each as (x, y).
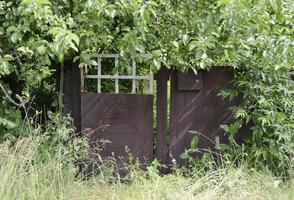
top-left (0, 0), bottom-right (293, 175)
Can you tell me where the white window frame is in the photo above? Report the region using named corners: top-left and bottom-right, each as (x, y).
top-left (82, 54), bottom-right (154, 94)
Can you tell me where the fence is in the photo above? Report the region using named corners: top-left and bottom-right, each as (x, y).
top-left (63, 54), bottom-right (251, 166)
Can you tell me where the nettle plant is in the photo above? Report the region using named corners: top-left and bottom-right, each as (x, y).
top-left (0, 0), bottom-right (293, 174)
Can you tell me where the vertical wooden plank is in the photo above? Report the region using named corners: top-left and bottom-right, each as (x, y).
top-left (169, 69), bottom-right (181, 164)
top-left (63, 60), bottom-right (81, 132)
top-left (150, 70), bottom-right (154, 95)
top-left (72, 62), bottom-right (81, 132)
top-left (97, 57), bottom-right (101, 93)
top-left (115, 56), bottom-right (119, 94)
top-left (155, 67), bottom-right (169, 164)
top-left (80, 69), bottom-right (85, 92)
top-left (132, 58), bottom-right (136, 94)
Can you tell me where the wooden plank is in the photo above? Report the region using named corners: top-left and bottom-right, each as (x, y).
top-left (149, 70), bottom-right (154, 95)
top-left (93, 54), bottom-right (119, 58)
top-left (97, 57), bottom-right (101, 93)
top-left (72, 62), bottom-right (81, 132)
top-left (92, 53), bottom-right (149, 59)
top-left (155, 68), bottom-right (170, 164)
top-left (115, 57), bottom-right (119, 94)
top-left (132, 58), bottom-right (136, 94)
top-left (63, 61), bottom-right (81, 132)
top-left (85, 75), bottom-right (151, 80)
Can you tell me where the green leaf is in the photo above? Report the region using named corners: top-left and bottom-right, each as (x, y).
top-left (189, 41), bottom-right (199, 51)
top-left (69, 43), bottom-right (78, 52)
top-left (73, 56), bottom-right (80, 63)
top-left (11, 32), bottom-right (23, 44)
top-left (0, 117), bottom-right (17, 129)
top-left (22, 0), bottom-right (51, 5)
top-left (151, 50), bottom-right (161, 57)
top-left (201, 53), bottom-right (208, 60)
top-left (153, 59), bottom-right (161, 70)
top-left (7, 26), bottom-right (17, 34)
top-left (140, 5), bottom-right (150, 22)
top-left (67, 33), bottom-right (80, 46)
top-left (182, 34), bottom-right (189, 45)
top-left (172, 41), bottom-right (179, 48)
top-left (199, 61), bottom-right (206, 69)
top-left (190, 136), bottom-right (199, 150)
top-left (58, 53), bottom-right (64, 62)
top-left (17, 47), bottom-right (33, 56)
top-left (88, 60), bottom-right (98, 66)
top-left (110, 10), bottom-right (117, 19)
top-left (3, 55), bottom-right (13, 60)
top-left (80, 53), bottom-right (97, 66)
top-left (220, 124), bottom-right (230, 133)
top-left (37, 45), bottom-right (47, 55)
top-left (48, 27), bottom-right (62, 35)
top-left (0, 60), bottom-right (11, 76)
top-left (215, 143), bottom-right (230, 151)
top-left (180, 153), bottom-right (189, 160)
top-left (55, 33), bottom-right (66, 54)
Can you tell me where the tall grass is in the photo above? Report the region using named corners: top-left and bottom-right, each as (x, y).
top-left (0, 135), bottom-right (294, 200)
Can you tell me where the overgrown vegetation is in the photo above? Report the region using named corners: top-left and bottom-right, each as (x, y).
top-left (0, 0), bottom-right (294, 198)
top-left (1, 131), bottom-right (294, 200)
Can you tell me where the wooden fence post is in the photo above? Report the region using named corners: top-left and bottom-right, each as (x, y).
top-left (63, 60), bottom-right (81, 132)
top-left (155, 67), bottom-right (170, 165)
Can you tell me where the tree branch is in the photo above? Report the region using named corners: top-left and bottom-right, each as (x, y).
top-left (0, 83), bottom-right (24, 107)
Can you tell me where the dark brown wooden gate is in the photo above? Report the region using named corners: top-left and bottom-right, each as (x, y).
top-left (64, 56), bottom-right (250, 167)
top-left (168, 68), bottom-right (250, 165)
top-left (81, 93), bottom-right (153, 163)
top-left (78, 54), bottom-right (154, 165)
top-left (168, 68), bottom-right (232, 164)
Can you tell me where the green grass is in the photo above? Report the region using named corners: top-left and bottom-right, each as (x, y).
top-left (0, 137), bottom-right (294, 200)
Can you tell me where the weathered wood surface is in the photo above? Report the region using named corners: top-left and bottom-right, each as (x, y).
top-left (81, 93), bottom-right (153, 164)
top-left (169, 68), bottom-right (251, 165)
top-left (155, 68), bottom-right (170, 164)
top-left (63, 61), bottom-right (81, 132)
top-left (64, 63), bottom-right (252, 168)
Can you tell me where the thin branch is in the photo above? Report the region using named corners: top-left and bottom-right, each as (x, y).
top-left (13, 47), bottom-right (23, 66)
top-left (0, 83), bottom-right (24, 107)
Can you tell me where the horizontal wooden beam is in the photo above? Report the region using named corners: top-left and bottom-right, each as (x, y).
top-left (85, 75), bottom-right (151, 80)
top-left (92, 54), bottom-right (150, 58)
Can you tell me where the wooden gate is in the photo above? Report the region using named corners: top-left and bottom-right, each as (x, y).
top-left (168, 68), bottom-right (251, 165)
top-left (64, 57), bottom-right (250, 167)
top-left (81, 93), bottom-right (153, 163)
top-left (154, 67), bottom-right (251, 166)
top-left (80, 54), bottom-right (154, 164)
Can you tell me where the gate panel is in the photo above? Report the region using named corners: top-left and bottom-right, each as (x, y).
top-left (81, 93), bottom-right (153, 163)
top-left (169, 68), bottom-right (245, 165)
